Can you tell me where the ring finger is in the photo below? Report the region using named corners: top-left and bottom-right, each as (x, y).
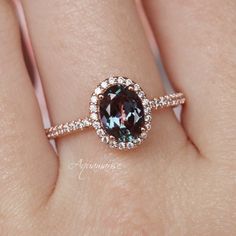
top-left (21, 0), bottom-right (187, 229)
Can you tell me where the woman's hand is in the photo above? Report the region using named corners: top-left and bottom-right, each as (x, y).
top-left (0, 0), bottom-right (235, 235)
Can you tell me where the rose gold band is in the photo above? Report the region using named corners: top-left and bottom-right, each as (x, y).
top-left (45, 92), bottom-right (185, 139)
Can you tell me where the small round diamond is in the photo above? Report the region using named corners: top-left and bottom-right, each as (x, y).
top-left (141, 132), bottom-right (147, 139)
top-left (142, 99), bottom-right (149, 106)
top-left (90, 104), bottom-right (97, 112)
top-left (101, 136), bottom-right (109, 143)
top-left (109, 77), bottom-right (116, 84)
top-left (118, 77), bottom-right (124, 84)
top-left (63, 123), bottom-right (69, 131)
top-left (75, 121), bottom-right (82, 129)
top-left (80, 120), bottom-right (87, 128)
top-left (96, 129), bottom-right (105, 137)
top-left (101, 81), bottom-right (108, 89)
top-left (159, 97), bottom-right (166, 106)
top-left (144, 107), bottom-right (151, 114)
top-left (127, 142), bottom-right (134, 149)
top-left (118, 142), bottom-right (126, 150)
top-left (69, 123), bottom-right (76, 130)
top-left (126, 79), bottom-right (133, 86)
top-left (91, 95), bottom-right (98, 104)
top-left (58, 124), bottom-right (63, 130)
top-left (109, 140), bottom-right (118, 148)
top-left (83, 119), bottom-right (91, 127)
top-left (95, 87), bottom-right (102, 95)
top-left (138, 91), bottom-right (145, 98)
top-left (134, 138), bottom-right (141, 145)
top-left (145, 115), bottom-right (152, 122)
top-left (134, 84), bottom-right (140, 91)
top-left (90, 113), bottom-right (98, 120)
top-left (93, 121), bottom-right (100, 129)
top-left (145, 123), bottom-right (151, 130)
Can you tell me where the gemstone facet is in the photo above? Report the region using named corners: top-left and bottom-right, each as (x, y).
top-left (99, 84), bottom-right (145, 142)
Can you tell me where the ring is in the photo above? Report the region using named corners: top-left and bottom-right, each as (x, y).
top-left (45, 76), bottom-right (185, 150)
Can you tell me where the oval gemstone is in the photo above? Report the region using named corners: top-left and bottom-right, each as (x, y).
top-left (99, 84), bottom-right (145, 142)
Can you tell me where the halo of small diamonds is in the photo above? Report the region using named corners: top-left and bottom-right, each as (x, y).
top-left (89, 76), bottom-right (152, 150)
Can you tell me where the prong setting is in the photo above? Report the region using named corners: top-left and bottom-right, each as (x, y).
top-left (98, 94), bottom-right (104, 100)
top-left (127, 85), bottom-right (134, 91)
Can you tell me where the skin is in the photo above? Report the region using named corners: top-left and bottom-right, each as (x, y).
top-left (0, 0), bottom-right (236, 235)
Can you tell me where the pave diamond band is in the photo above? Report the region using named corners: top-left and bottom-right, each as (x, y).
top-left (150, 92), bottom-right (185, 109)
top-left (45, 76), bottom-right (186, 150)
top-left (45, 117), bottom-right (92, 139)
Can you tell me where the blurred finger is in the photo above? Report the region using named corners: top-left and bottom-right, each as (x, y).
top-left (0, 1), bottom-right (58, 217)
top-left (142, 0), bottom-right (236, 161)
